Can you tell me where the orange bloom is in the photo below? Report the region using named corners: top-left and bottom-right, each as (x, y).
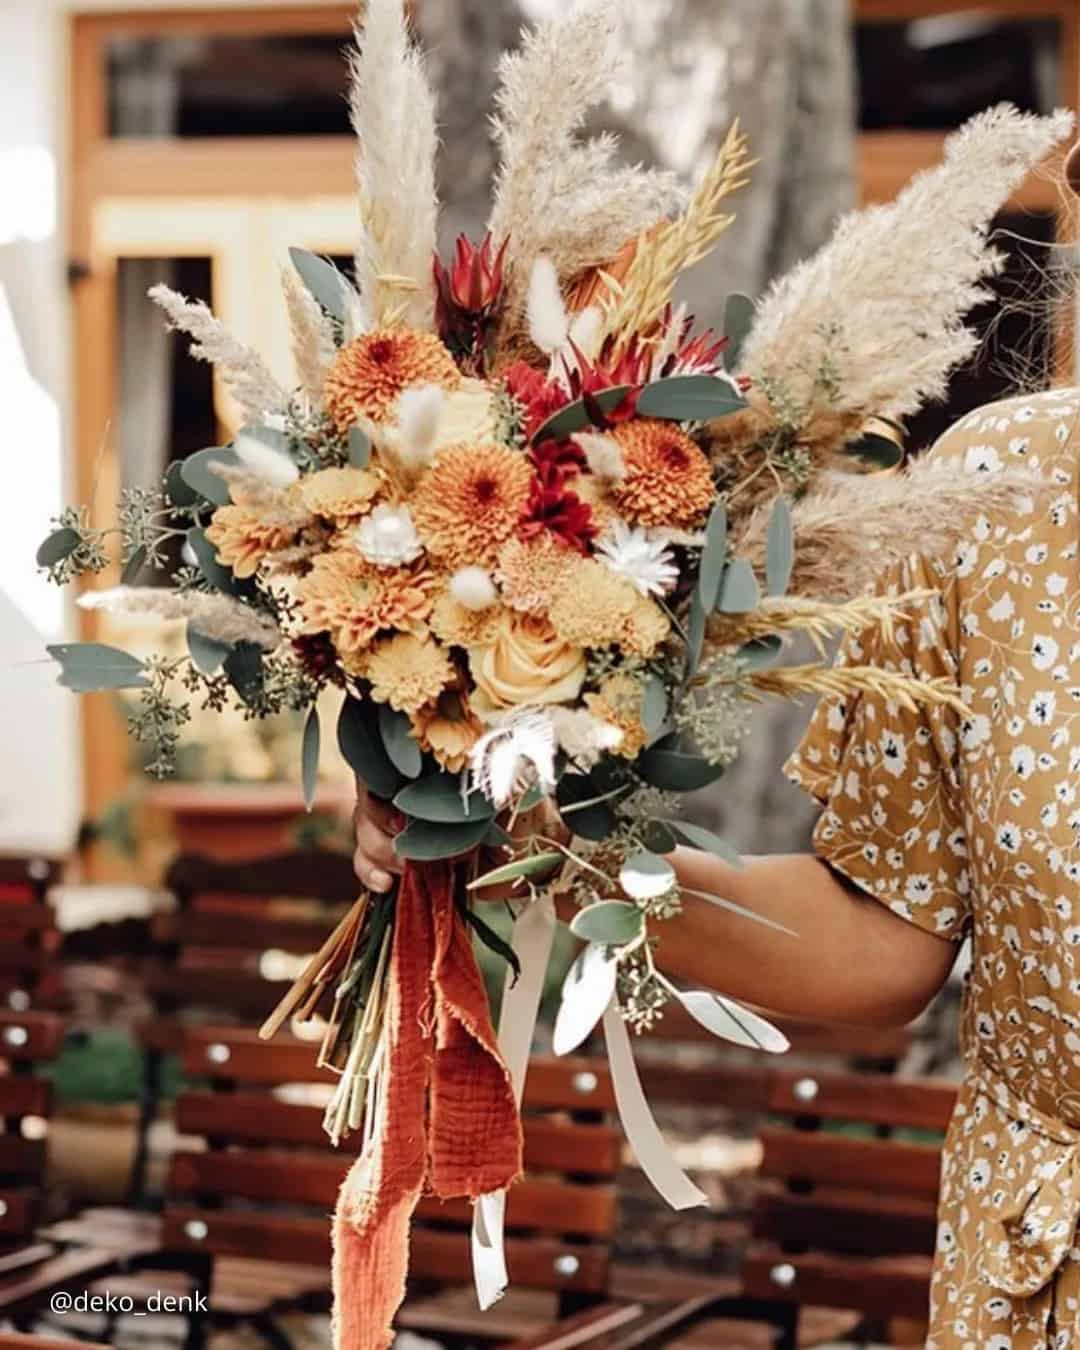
top-left (411, 444), bottom-right (532, 570)
top-left (495, 533), bottom-right (579, 614)
top-left (296, 550), bottom-right (436, 658)
top-left (301, 467), bottom-right (381, 522)
top-left (585, 672), bottom-right (649, 759)
top-left (610, 419), bottom-right (715, 527)
top-left (205, 505), bottom-right (297, 579)
top-left (410, 683), bottom-right (484, 772)
top-left (365, 634), bottom-right (455, 713)
top-left (324, 329), bottom-right (461, 432)
top-left (430, 589), bottom-right (505, 648)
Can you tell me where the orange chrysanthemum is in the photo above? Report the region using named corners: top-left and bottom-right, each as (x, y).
top-left (410, 683), bottom-right (484, 772)
top-left (585, 672), bottom-right (648, 760)
top-left (324, 329), bottom-right (461, 432)
top-left (365, 633), bottom-right (454, 713)
top-left (495, 533), bottom-right (579, 614)
top-left (296, 550), bottom-right (436, 658)
top-left (610, 419), bottom-right (716, 527)
top-left (205, 505), bottom-right (297, 579)
top-left (411, 444), bottom-right (532, 570)
top-left (547, 557), bottom-right (671, 656)
top-left (429, 589), bottom-right (505, 647)
top-left (301, 467), bottom-right (381, 521)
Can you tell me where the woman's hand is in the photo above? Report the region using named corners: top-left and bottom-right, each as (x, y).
top-left (351, 778), bottom-right (403, 894)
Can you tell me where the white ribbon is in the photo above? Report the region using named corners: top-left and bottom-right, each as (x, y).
top-left (602, 1003), bottom-right (707, 1211)
top-left (471, 892), bottom-right (557, 1309)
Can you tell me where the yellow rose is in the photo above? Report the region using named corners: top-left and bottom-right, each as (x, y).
top-left (469, 612), bottom-right (586, 713)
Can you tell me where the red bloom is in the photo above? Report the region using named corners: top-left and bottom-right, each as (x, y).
top-left (503, 360), bottom-right (572, 442)
top-left (520, 462), bottom-right (597, 554)
top-left (529, 435), bottom-right (586, 477)
top-left (433, 232), bottom-right (508, 374)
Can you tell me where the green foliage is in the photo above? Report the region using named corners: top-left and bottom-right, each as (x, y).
top-left (636, 374), bottom-right (746, 422)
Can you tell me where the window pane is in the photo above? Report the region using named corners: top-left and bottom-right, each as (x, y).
top-left (857, 15), bottom-right (1061, 130)
top-left (107, 34), bottom-right (352, 138)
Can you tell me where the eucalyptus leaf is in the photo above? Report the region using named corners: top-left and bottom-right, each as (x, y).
top-left (483, 821), bottom-right (514, 850)
top-left (685, 588), bottom-right (706, 678)
top-left (378, 705), bottom-right (422, 780)
top-left (635, 745), bottom-right (725, 792)
top-left (723, 292), bottom-right (755, 371)
top-left (462, 907), bottom-right (522, 984)
top-left (684, 886), bottom-right (796, 936)
top-left (186, 528), bottom-right (239, 596)
top-left (165, 458), bottom-right (199, 509)
top-left (765, 497), bottom-right (794, 597)
top-left (348, 426), bottom-right (372, 469)
top-left (663, 820), bottom-right (744, 868)
top-left (531, 386), bottom-right (633, 445)
top-left (697, 503), bottom-right (728, 610)
top-left (569, 900), bottom-right (644, 947)
top-left (179, 447), bottom-right (240, 506)
top-left (737, 635), bottom-right (782, 671)
top-left (845, 431), bottom-right (904, 470)
top-left (289, 246), bottom-right (348, 322)
top-left (394, 775), bottom-right (495, 824)
top-left (36, 528), bottom-right (81, 568)
top-left (47, 642), bottom-right (148, 693)
top-left (717, 557), bottom-right (761, 614)
top-left (642, 674), bottom-right (667, 736)
top-left (675, 989), bottom-right (789, 1054)
top-left (223, 641), bottom-right (264, 708)
top-left (186, 623), bottom-right (232, 676)
top-left (555, 773), bottom-right (618, 841)
top-left (338, 696), bottom-right (406, 801)
top-left (394, 815), bottom-right (493, 861)
top-left (239, 423), bottom-right (291, 456)
top-left (553, 943), bottom-right (619, 1056)
top-left (470, 852), bottom-right (563, 890)
top-left (301, 706), bottom-right (320, 813)
top-left (641, 819), bottom-right (678, 854)
top-left (619, 851), bottom-right (675, 902)
top-left (120, 545), bottom-right (148, 585)
top-left (636, 374), bottom-right (746, 423)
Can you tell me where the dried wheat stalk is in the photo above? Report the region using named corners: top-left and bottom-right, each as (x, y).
top-left (750, 664), bottom-right (968, 716)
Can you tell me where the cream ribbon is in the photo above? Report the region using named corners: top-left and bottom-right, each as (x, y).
top-left (471, 892), bottom-right (557, 1310)
top-left (602, 1003), bottom-right (708, 1211)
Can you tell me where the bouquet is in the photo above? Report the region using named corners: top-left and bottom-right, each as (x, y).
top-left (37, 1), bottom-right (1070, 1343)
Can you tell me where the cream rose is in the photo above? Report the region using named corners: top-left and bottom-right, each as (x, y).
top-left (469, 612), bottom-right (586, 713)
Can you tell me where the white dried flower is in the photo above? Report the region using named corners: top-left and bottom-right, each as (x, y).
top-left (549, 706), bottom-right (623, 767)
top-left (572, 431), bottom-right (625, 482)
top-left (450, 567), bottom-right (498, 611)
top-left (233, 432), bottom-right (299, 489)
top-left (355, 504), bottom-right (424, 568)
top-left (470, 710), bottom-right (557, 808)
top-left (596, 519), bottom-right (679, 597)
top-left (527, 256), bottom-right (569, 355)
top-left (396, 384), bottom-right (445, 473)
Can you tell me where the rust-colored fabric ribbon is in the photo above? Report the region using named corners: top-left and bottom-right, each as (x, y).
top-left (331, 860), bottom-right (522, 1350)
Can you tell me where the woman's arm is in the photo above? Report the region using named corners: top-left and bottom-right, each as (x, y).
top-left (351, 784), bottom-right (958, 1028)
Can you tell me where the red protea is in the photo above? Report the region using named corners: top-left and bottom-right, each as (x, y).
top-left (433, 232), bottom-right (508, 374)
top-left (519, 461), bottom-right (597, 554)
top-left (502, 360), bottom-right (573, 442)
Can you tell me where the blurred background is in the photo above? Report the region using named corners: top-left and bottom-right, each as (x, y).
top-left (0, 3), bottom-right (1074, 1346)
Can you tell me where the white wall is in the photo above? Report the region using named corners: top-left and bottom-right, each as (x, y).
top-left (0, 0), bottom-right (81, 853)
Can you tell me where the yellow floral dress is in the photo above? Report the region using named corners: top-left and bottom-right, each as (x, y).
top-left (786, 390), bottom-right (1080, 1349)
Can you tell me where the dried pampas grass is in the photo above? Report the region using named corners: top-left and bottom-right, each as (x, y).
top-left (149, 285), bottom-right (288, 422)
top-left (78, 587), bottom-right (282, 650)
top-left (732, 459), bottom-right (1051, 602)
top-left (708, 591), bottom-right (937, 657)
top-left (487, 0), bottom-right (683, 332)
top-left (282, 265), bottom-right (338, 408)
top-left (737, 105), bottom-right (1074, 424)
top-left (348, 0), bottom-right (439, 330)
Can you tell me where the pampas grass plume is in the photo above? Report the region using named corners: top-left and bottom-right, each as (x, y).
top-left (234, 432), bottom-right (299, 489)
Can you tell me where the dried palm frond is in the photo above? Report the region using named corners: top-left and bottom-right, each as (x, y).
top-left (149, 285), bottom-right (288, 421)
top-left (282, 265), bottom-right (338, 407)
top-left (750, 664), bottom-right (968, 717)
top-left (600, 122), bottom-right (754, 349)
top-left (707, 590), bottom-right (937, 657)
top-left (487, 0), bottom-right (683, 335)
top-left (732, 460), bottom-right (1051, 601)
top-left (348, 0), bottom-right (439, 330)
top-left (77, 587), bottom-right (282, 649)
top-left (736, 105), bottom-right (1073, 424)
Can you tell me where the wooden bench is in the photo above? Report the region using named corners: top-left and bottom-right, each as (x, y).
top-left (0, 858), bottom-right (63, 1015)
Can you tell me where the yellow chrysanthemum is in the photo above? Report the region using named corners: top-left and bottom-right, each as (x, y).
top-left (430, 588), bottom-right (505, 647)
top-left (324, 329), bottom-right (461, 431)
top-left (204, 505), bottom-right (297, 579)
top-left (411, 443), bottom-right (532, 570)
top-left (622, 595), bottom-right (671, 658)
top-left (495, 533), bottom-right (579, 614)
top-left (365, 633), bottom-right (455, 713)
top-left (611, 419), bottom-right (716, 527)
top-left (410, 684), bottom-right (484, 772)
top-left (585, 672), bottom-right (648, 759)
top-left (296, 550), bottom-right (435, 657)
top-left (300, 467), bottom-right (381, 522)
top-left (547, 558), bottom-right (640, 649)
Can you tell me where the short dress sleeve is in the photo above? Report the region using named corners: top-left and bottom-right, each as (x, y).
top-left (785, 553), bottom-right (973, 941)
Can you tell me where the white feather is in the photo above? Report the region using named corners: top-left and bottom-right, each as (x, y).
top-left (527, 257), bottom-right (569, 355)
top-left (233, 433), bottom-right (299, 488)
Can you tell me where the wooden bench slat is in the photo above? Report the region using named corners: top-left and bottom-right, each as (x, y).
top-left (759, 1127), bottom-right (942, 1198)
top-left (753, 1186), bottom-right (938, 1257)
top-left (0, 1013), bottom-right (65, 1063)
top-left (171, 911), bottom-right (338, 953)
top-left (0, 1137), bottom-right (47, 1179)
top-left (742, 1243), bottom-right (934, 1321)
top-left (768, 1071), bottom-right (955, 1132)
top-left (0, 1078), bottom-right (51, 1118)
top-left (645, 1006), bottom-right (912, 1062)
top-left (0, 1188), bottom-right (40, 1239)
